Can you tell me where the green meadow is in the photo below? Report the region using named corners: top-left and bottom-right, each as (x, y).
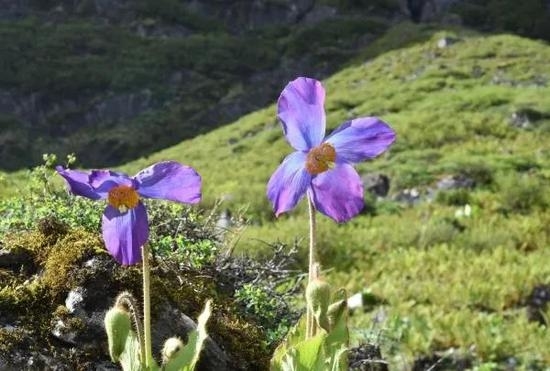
top-left (2, 22), bottom-right (550, 368)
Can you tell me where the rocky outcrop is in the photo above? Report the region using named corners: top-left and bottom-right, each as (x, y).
top-left (0, 89), bottom-right (154, 132)
top-left (183, 0), bottom-right (315, 32)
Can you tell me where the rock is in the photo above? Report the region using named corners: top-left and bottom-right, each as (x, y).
top-left (509, 108), bottom-right (549, 129)
top-left (0, 247), bottom-right (33, 272)
top-left (437, 36), bottom-right (459, 48)
top-left (526, 284), bottom-right (550, 325)
top-left (412, 350), bottom-right (472, 371)
top-left (215, 209), bottom-right (233, 235)
top-left (0, 0), bottom-right (29, 21)
top-left (347, 291), bottom-right (387, 313)
top-left (436, 174), bottom-right (475, 190)
top-left (0, 89), bottom-right (155, 134)
top-left (510, 111), bottom-right (532, 129)
top-left (402, 0), bottom-right (463, 23)
top-left (362, 173), bottom-right (390, 197)
top-left (184, 0), bottom-right (315, 32)
top-left (348, 343), bottom-right (388, 371)
top-left (41, 257), bottom-right (230, 370)
top-left (51, 318), bottom-right (79, 345)
top-left (393, 188), bottom-right (422, 205)
top-left (303, 5), bottom-right (337, 24)
top-left (65, 287), bottom-right (86, 313)
top-left (347, 292), bottom-right (364, 311)
top-left (153, 305), bottom-right (230, 371)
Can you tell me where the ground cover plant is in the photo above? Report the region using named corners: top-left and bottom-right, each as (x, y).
top-left (1, 21), bottom-right (550, 369)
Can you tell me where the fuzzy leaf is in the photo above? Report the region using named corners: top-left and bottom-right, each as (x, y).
top-left (163, 300), bottom-right (212, 371)
top-left (118, 330), bottom-right (147, 371)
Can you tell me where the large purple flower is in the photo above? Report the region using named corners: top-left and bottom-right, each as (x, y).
top-left (267, 77), bottom-right (396, 222)
top-left (57, 161), bottom-right (201, 265)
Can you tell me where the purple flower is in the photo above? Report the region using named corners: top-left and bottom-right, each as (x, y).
top-left (267, 77), bottom-right (396, 222)
top-left (57, 161), bottom-right (201, 265)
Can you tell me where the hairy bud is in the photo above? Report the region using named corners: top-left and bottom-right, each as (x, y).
top-left (306, 278), bottom-right (331, 331)
top-left (104, 305), bottom-right (131, 362)
top-left (162, 337), bottom-right (185, 364)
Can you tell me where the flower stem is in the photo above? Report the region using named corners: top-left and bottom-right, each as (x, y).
top-left (142, 244), bottom-right (153, 369)
top-left (306, 196), bottom-right (318, 339)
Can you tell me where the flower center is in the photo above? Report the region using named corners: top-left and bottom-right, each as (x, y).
top-left (108, 185), bottom-right (139, 213)
top-left (305, 142), bottom-right (336, 175)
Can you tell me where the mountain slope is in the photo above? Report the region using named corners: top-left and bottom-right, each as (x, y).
top-left (119, 23), bottom-right (550, 367)
top-left (2, 22), bottom-right (550, 367)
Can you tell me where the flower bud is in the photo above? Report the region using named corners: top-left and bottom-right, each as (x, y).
top-left (162, 337), bottom-right (185, 364)
top-left (104, 305), bottom-right (131, 362)
top-left (306, 278), bottom-right (331, 331)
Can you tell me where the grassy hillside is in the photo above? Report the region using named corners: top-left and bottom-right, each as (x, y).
top-left (121, 23), bottom-right (550, 367)
top-left (0, 5), bottom-right (390, 171)
top-left (2, 22), bottom-right (550, 367)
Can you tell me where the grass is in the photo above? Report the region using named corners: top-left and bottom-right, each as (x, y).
top-left (2, 22), bottom-right (550, 367)
top-left (125, 25), bottom-right (550, 367)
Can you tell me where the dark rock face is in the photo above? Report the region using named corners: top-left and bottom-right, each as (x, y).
top-left (0, 89), bottom-right (154, 133)
top-left (526, 284), bottom-right (550, 325)
top-left (183, 0), bottom-right (315, 32)
top-left (509, 108), bottom-right (550, 130)
top-left (362, 173), bottom-right (391, 198)
top-left (393, 188), bottom-right (422, 205)
top-left (407, 0), bottom-right (427, 23)
top-left (436, 174), bottom-right (475, 190)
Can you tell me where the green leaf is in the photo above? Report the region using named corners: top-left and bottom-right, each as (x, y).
top-left (325, 290), bottom-right (349, 371)
top-left (270, 315), bottom-right (307, 370)
top-left (293, 332), bottom-right (327, 371)
top-left (163, 300), bottom-right (212, 371)
top-left (118, 330), bottom-right (147, 371)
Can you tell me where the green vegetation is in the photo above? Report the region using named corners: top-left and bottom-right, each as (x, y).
top-left (122, 25), bottom-right (549, 367)
top-left (0, 6), bottom-right (393, 170)
top-left (2, 21), bottom-right (550, 367)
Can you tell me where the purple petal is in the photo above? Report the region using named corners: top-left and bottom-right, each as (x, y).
top-left (102, 203), bottom-right (149, 265)
top-left (309, 163), bottom-right (364, 222)
top-left (89, 170), bottom-right (134, 196)
top-left (56, 166), bottom-right (103, 200)
top-left (277, 77), bottom-right (326, 151)
top-left (134, 161), bottom-right (201, 204)
top-left (267, 151), bottom-right (312, 217)
top-left (325, 117), bottom-right (396, 164)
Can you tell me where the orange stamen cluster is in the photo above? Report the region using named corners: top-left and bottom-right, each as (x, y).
top-left (305, 142), bottom-right (336, 175)
top-left (108, 185), bottom-right (139, 212)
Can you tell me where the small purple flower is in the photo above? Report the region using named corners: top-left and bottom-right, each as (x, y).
top-left (267, 77), bottom-right (396, 222)
top-left (57, 161), bottom-right (201, 265)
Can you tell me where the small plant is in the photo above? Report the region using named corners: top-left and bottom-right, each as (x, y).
top-left (266, 77), bottom-right (395, 370)
top-left (57, 161), bottom-right (210, 370)
top-left (104, 292), bottom-right (212, 371)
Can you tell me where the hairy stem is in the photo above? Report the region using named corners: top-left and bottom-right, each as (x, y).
top-left (306, 196), bottom-right (318, 339)
top-left (142, 244), bottom-right (153, 369)
top-left (114, 291), bottom-right (145, 365)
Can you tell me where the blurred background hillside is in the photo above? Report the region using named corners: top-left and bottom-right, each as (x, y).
top-left (1, 0), bottom-right (549, 171)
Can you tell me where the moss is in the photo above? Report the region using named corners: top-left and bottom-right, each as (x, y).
top-left (146, 265), bottom-right (272, 369)
top-left (211, 313), bottom-right (270, 369)
top-left (0, 327), bottom-right (26, 356)
top-left (40, 229), bottom-right (103, 298)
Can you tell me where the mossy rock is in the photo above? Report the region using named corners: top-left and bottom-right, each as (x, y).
top-left (0, 222), bottom-right (270, 370)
